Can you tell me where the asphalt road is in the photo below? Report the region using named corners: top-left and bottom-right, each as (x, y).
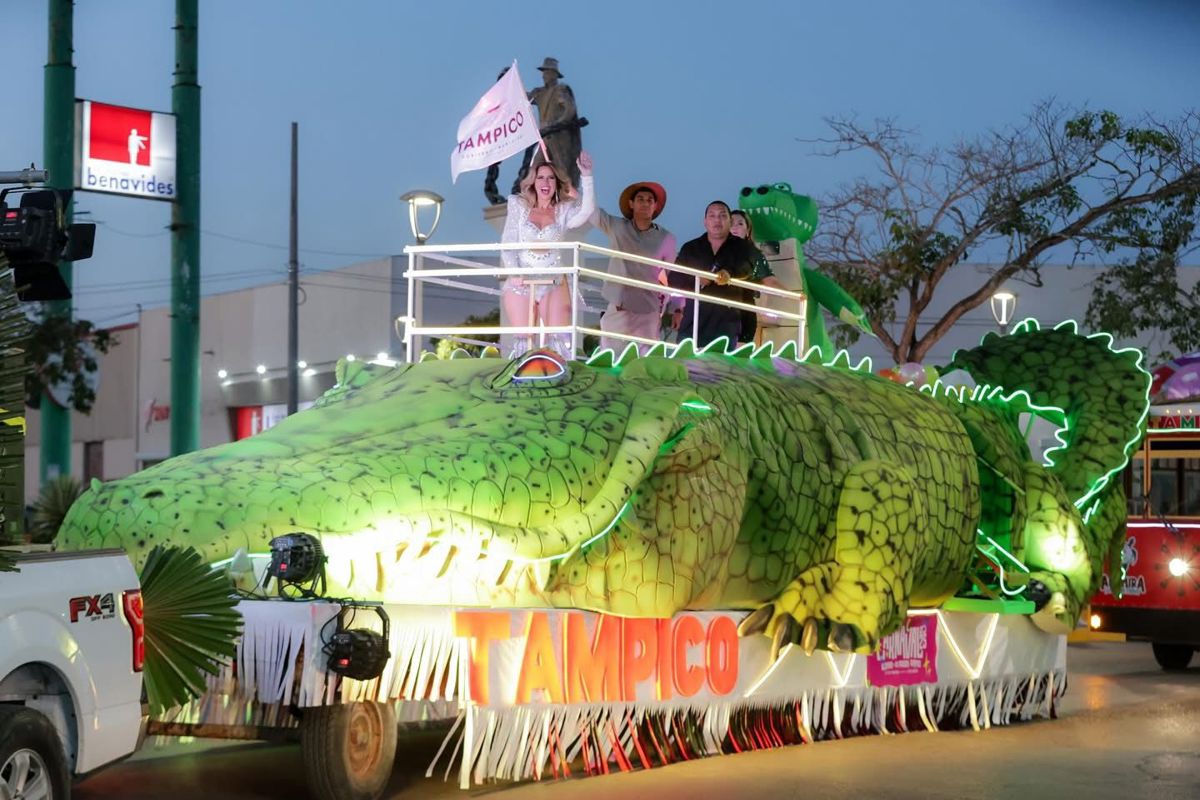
top-left (76, 641), bottom-right (1199, 800)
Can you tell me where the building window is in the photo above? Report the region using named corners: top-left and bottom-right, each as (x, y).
top-left (83, 441), bottom-right (104, 483)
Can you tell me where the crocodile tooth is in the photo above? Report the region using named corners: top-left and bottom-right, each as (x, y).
top-left (395, 536), bottom-right (424, 572)
top-left (423, 541), bottom-right (451, 580)
top-left (526, 560), bottom-right (552, 593)
top-left (436, 544), bottom-right (458, 579)
top-left (494, 559), bottom-right (514, 587)
top-left (480, 555), bottom-right (509, 586)
top-left (801, 618), bottom-right (820, 656)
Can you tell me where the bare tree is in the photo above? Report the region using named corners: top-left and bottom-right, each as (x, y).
top-left (806, 103), bottom-right (1200, 363)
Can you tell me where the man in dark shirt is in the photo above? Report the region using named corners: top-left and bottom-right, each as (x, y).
top-left (670, 200), bottom-right (760, 347)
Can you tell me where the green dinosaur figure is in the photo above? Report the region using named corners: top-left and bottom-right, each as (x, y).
top-left (57, 321), bottom-right (1147, 657)
top-left (739, 182), bottom-right (870, 359)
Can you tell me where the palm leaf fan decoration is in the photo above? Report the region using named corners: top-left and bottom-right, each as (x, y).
top-left (139, 545), bottom-right (243, 715)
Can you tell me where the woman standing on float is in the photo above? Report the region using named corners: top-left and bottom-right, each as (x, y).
top-left (500, 151), bottom-right (594, 357)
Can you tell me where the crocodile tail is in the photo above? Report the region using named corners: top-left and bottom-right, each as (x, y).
top-left (945, 319), bottom-right (1150, 511)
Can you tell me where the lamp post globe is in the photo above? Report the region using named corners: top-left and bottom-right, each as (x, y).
top-left (990, 290), bottom-right (1017, 335)
top-left (400, 189), bottom-right (444, 244)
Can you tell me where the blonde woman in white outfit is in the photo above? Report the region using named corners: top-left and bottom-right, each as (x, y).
top-left (501, 151), bottom-right (594, 357)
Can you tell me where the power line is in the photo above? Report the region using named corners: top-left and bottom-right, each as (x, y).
top-left (201, 229), bottom-right (390, 258)
top-left (91, 219), bottom-right (391, 258)
top-left (71, 267), bottom-right (284, 295)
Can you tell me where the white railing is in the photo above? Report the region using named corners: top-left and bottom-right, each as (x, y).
top-left (398, 241), bottom-right (808, 362)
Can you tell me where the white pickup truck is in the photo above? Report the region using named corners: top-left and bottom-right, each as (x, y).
top-left (0, 548), bottom-right (147, 799)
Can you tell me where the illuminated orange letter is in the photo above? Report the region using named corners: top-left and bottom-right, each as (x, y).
top-left (672, 615), bottom-right (707, 698)
top-left (453, 611), bottom-right (511, 706)
top-left (515, 612), bottom-right (564, 704)
top-left (621, 618), bottom-right (658, 702)
top-left (656, 619), bottom-right (673, 701)
top-left (705, 616), bottom-right (739, 696)
top-left (564, 613), bottom-right (622, 703)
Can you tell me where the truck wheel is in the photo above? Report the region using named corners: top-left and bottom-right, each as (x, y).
top-left (300, 701), bottom-right (397, 800)
top-left (1152, 642), bottom-right (1195, 671)
top-left (0, 705), bottom-right (71, 800)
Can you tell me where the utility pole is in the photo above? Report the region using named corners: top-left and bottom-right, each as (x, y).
top-left (170, 0), bottom-right (200, 455)
top-left (287, 122), bottom-right (298, 415)
top-left (40, 0), bottom-right (75, 483)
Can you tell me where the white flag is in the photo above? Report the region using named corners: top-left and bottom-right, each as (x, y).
top-left (450, 61), bottom-right (542, 183)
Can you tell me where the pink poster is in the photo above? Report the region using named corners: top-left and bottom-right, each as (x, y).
top-left (866, 614), bottom-right (938, 686)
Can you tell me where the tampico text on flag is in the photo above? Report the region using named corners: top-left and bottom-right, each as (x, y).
top-left (450, 61), bottom-right (542, 182)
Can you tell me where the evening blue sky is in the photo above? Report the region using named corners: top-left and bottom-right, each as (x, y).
top-left (2, 0), bottom-right (1198, 326)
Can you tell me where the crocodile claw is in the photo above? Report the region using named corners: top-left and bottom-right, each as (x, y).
top-left (738, 604), bottom-right (774, 637)
top-left (769, 615), bottom-right (799, 662)
top-left (801, 617), bottom-right (820, 656)
top-left (828, 622), bottom-right (856, 653)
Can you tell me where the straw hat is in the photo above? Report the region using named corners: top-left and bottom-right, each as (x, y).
top-left (619, 182), bottom-right (667, 220)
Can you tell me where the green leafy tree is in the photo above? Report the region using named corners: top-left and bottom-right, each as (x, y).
top-left (806, 103), bottom-right (1200, 363)
top-left (25, 305), bottom-right (113, 413)
top-left (1084, 196), bottom-right (1199, 364)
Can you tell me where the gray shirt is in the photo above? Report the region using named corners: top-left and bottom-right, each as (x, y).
top-left (590, 209), bottom-right (677, 313)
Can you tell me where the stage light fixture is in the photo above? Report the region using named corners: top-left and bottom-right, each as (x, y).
top-left (266, 532), bottom-right (327, 597)
top-left (326, 603), bottom-right (391, 681)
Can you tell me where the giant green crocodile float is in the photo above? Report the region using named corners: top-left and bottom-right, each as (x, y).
top-left (57, 320), bottom-right (1147, 657)
top-left (739, 182), bottom-right (870, 360)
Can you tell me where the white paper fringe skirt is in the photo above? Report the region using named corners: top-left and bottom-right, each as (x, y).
top-left (161, 602), bottom-right (1067, 788)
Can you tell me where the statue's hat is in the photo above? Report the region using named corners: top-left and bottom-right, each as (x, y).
top-left (537, 57), bottom-right (563, 77)
top-left (619, 182), bottom-right (667, 220)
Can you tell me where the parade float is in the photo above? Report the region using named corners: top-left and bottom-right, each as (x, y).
top-left (55, 290), bottom-right (1150, 796)
top-left (42, 64), bottom-right (1160, 793)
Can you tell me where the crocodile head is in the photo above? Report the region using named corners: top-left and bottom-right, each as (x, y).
top-left (738, 182), bottom-right (818, 244)
top-left (58, 350), bottom-right (745, 616)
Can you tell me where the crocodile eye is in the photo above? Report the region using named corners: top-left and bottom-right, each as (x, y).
top-left (774, 182), bottom-right (792, 192)
top-left (512, 349), bottom-right (567, 382)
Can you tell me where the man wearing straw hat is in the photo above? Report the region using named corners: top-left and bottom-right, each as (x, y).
top-left (591, 182), bottom-right (677, 355)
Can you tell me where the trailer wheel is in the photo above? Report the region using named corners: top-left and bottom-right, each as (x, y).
top-left (300, 701), bottom-right (397, 800)
top-left (1151, 642), bottom-right (1195, 671)
top-left (0, 705), bottom-right (71, 800)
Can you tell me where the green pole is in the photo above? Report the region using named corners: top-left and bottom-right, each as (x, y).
top-left (170, 0), bottom-right (200, 455)
top-left (40, 0), bottom-right (75, 483)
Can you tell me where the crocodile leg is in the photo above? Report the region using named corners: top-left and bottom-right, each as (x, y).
top-left (744, 460), bottom-right (921, 657)
top-left (1019, 464), bottom-right (1090, 634)
top-left (800, 269), bottom-right (836, 361)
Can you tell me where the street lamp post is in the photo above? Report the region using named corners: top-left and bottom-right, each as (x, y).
top-left (990, 289), bottom-right (1018, 335)
top-left (400, 190), bottom-right (444, 244)
top-left (398, 190), bottom-right (444, 362)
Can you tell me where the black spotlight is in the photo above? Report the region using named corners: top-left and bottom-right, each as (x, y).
top-left (325, 604), bottom-right (391, 681)
top-left (266, 533), bottom-right (326, 597)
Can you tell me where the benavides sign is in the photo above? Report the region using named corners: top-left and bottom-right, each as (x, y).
top-left (74, 100), bottom-right (177, 201)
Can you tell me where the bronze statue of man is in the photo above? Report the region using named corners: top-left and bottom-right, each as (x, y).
top-left (509, 58), bottom-right (588, 195)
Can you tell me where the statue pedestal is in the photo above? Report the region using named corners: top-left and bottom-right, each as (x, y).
top-left (482, 203), bottom-right (509, 236)
top-left (756, 239), bottom-right (804, 350)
